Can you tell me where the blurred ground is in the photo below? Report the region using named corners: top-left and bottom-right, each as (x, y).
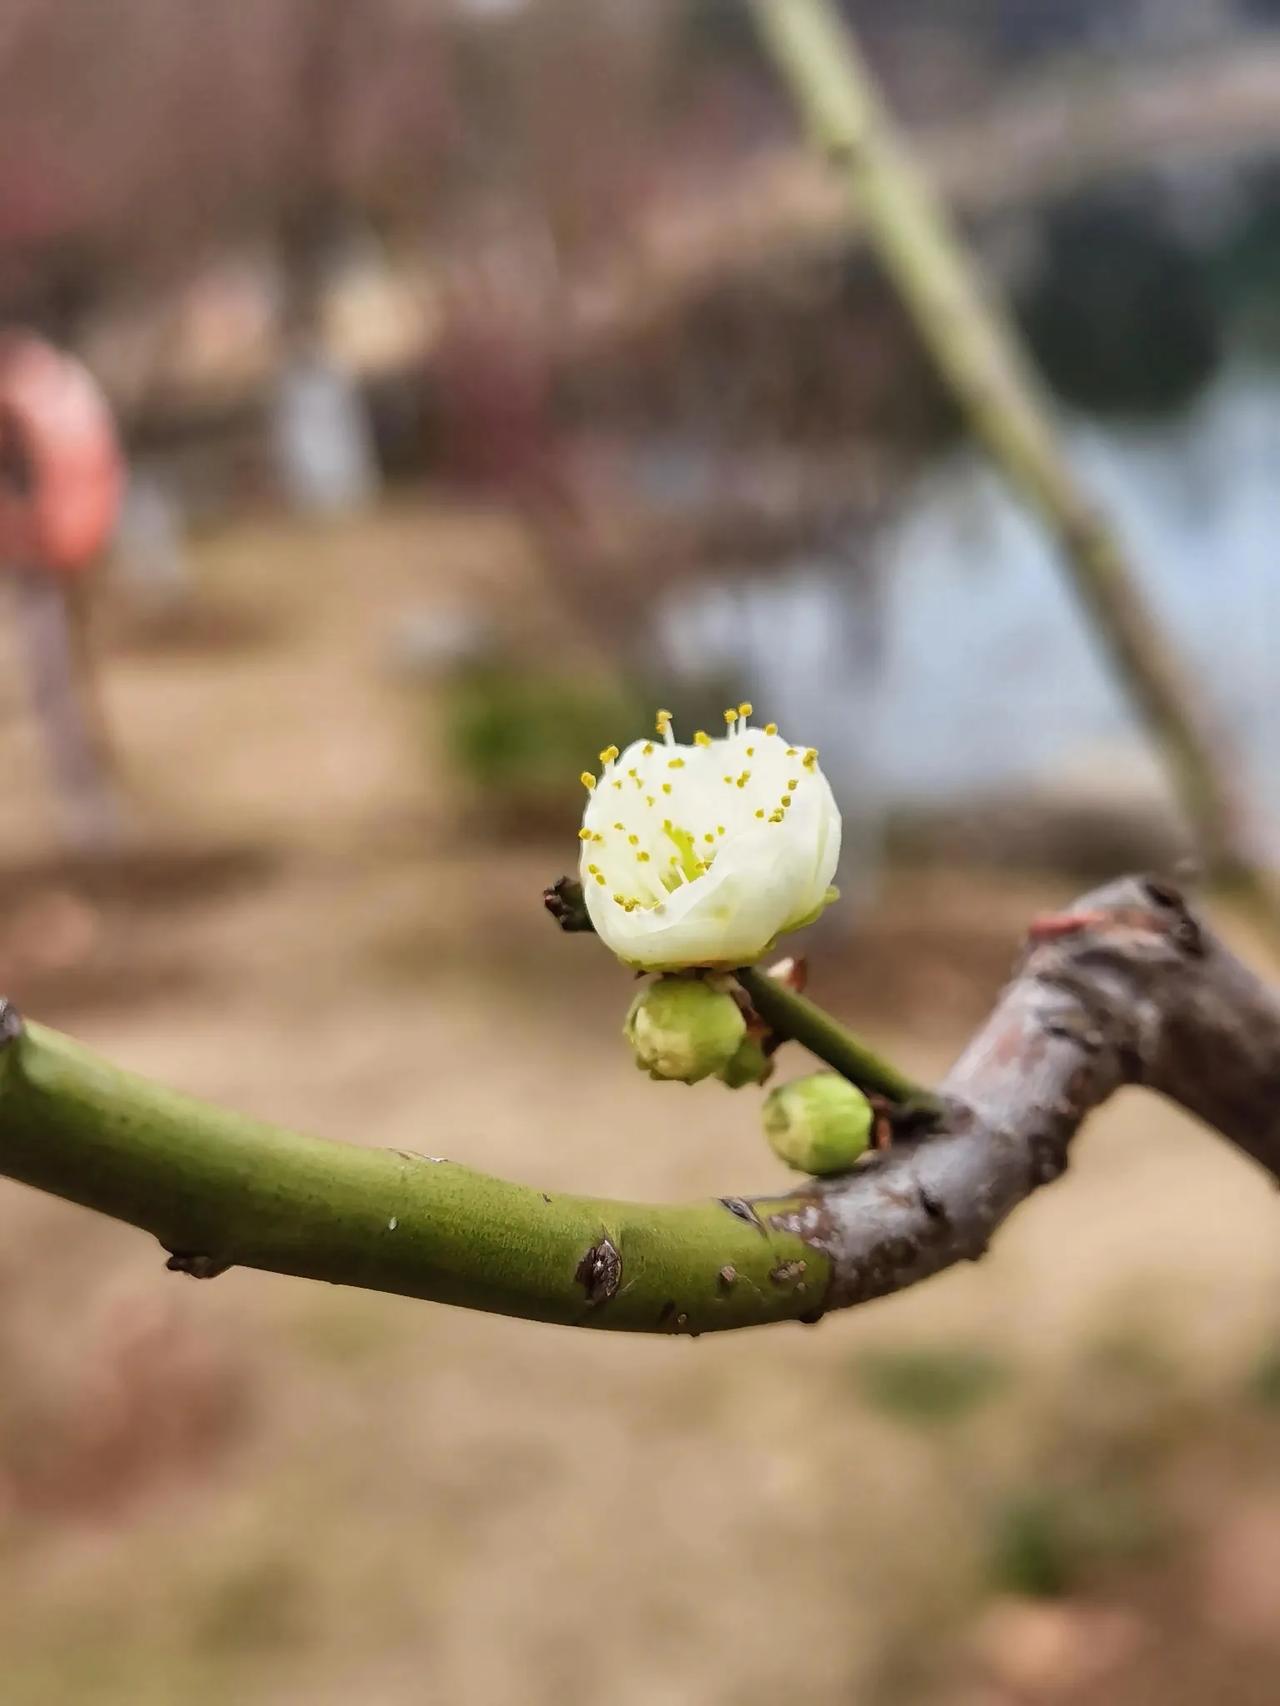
top-left (1, 505), bottom-right (1280, 1706)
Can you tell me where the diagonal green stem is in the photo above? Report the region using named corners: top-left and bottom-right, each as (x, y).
top-left (751, 0), bottom-right (1280, 940)
top-left (736, 966), bottom-right (937, 1109)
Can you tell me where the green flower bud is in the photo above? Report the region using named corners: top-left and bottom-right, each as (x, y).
top-left (763, 1073), bottom-right (873, 1174)
top-left (625, 975), bottom-right (746, 1083)
top-left (717, 1033), bottom-right (774, 1090)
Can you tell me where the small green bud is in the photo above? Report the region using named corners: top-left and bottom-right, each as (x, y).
top-left (625, 975), bottom-right (746, 1084)
top-left (717, 1033), bottom-right (774, 1089)
top-left (763, 1073), bottom-right (873, 1174)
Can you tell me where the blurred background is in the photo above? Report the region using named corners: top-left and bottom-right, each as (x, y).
top-left (2, 2), bottom-right (1280, 1702)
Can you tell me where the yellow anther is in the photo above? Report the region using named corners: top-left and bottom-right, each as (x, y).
top-left (667, 757), bottom-right (685, 769)
top-left (613, 821), bottom-right (624, 830)
top-left (764, 722), bottom-right (778, 736)
top-left (703, 833), bottom-right (715, 845)
top-left (613, 893), bottom-right (625, 905)
top-left (770, 810), bottom-right (784, 823)
top-left (723, 774), bottom-right (733, 784)
top-left (637, 851), bottom-right (651, 862)
top-left (580, 772), bottom-right (595, 790)
top-left (656, 709), bottom-right (672, 727)
top-left (738, 701), bottom-right (753, 718)
top-left (788, 778), bottom-right (799, 790)
top-left (627, 767), bottom-right (638, 778)
top-left (578, 828), bottom-right (592, 841)
top-left (755, 808), bottom-right (765, 819)
top-left (694, 730), bottom-right (710, 747)
top-left (717, 825), bottom-right (726, 835)
top-left (723, 708), bottom-right (738, 725)
top-left (781, 795), bottom-right (792, 807)
top-left (745, 746), bottom-right (755, 756)
top-left (594, 873), bottom-right (606, 886)
top-left (643, 742), bottom-right (655, 756)
top-left (587, 863), bottom-right (599, 874)
top-left (662, 783), bottom-right (672, 794)
top-left (628, 834), bottom-right (640, 846)
top-left (645, 795), bottom-right (655, 807)
top-left (599, 745), bottom-right (619, 765)
top-left (612, 780), bottom-right (622, 790)
top-left (786, 747), bottom-right (798, 757)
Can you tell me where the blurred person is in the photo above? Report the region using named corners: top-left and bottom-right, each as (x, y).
top-left (0, 330), bottom-right (124, 851)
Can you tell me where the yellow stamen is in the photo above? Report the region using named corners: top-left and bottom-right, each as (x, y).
top-left (594, 873), bottom-right (606, 886)
top-left (599, 745), bottom-right (619, 765)
top-left (637, 851), bottom-right (651, 862)
top-left (755, 809), bottom-right (765, 819)
top-left (786, 747), bottom-right (798, 757)
top-left (723, 708), bottom-right (738, 726)
top-left (612, 780), bottom-right (623, 790)
top-left (662, 783), bottom-right (672, 795)
top-left (781, 795), bottom-right (792, 807)
top-left (788, 778), bottom-right (799, 790)
top-left (643, 742), bottom-right (655, 756)
top-left (667, 757), bottom-right (685, 770)
top-left (694, 730), bottom-right (710, 747)
top-left (580, 772), bottom-right (595, 790)
top-left (745, 746), bottom-right (755, 756)
top-left (738, 701), bottom-right (753, 718)
top-left (628, 834), bottom-right (639, 845)
top-left (764, 722), bottom-right (778, 736)
top-left (578, 828), bottom-right (592, 841)
top-left (645, 795), bottom-right (655, 807)
top-left (703, 833), bottom-right (715, 845)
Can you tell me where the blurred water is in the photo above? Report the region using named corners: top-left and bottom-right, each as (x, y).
top-left (661, 359), bottom-right (1280, 861)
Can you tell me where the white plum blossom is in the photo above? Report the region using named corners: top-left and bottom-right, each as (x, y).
top-left (578, 705), bottom-right (841, 970)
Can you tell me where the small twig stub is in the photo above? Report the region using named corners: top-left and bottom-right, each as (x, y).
top-left (575, 1235), bottom-right (622, 1305)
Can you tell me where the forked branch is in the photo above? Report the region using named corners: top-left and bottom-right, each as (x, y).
top-left (0, 876), bottom-right (1276, 1332)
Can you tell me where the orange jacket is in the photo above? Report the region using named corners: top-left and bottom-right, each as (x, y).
top-left (0, 336), bottom-right (123, 575)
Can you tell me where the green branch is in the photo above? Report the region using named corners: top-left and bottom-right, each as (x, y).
top-left (546, 877), bottom-right (935, 1106)
top-left (0, 1009), bottom-right (827, 1334)
top-left (752, 0), bottom-right (1280, 932)
top-left (736, 966), bottom-right (936, 1110)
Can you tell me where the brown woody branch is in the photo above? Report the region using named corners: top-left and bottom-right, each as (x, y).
top-left (0, 876), bottom-right (1276, 1331)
